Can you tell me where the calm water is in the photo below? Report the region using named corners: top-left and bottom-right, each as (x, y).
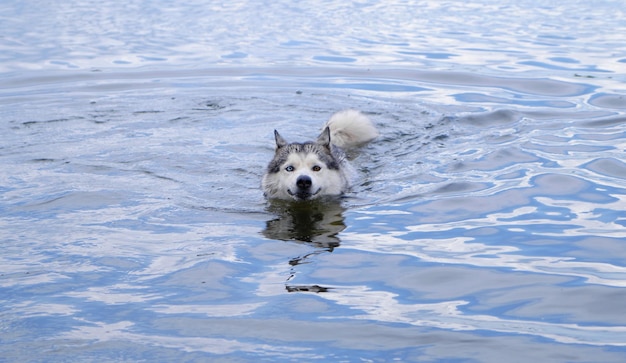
top-left (2, 1), bottom-right (626, 362)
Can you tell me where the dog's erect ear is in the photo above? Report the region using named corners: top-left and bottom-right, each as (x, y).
top-left (274, 130), bottom-right (288, 148)
top-left (316, 127), bottom-right (331, 148)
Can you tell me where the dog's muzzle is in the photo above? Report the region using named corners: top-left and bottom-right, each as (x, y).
top-left (288, 175), bottom-right (321, 200)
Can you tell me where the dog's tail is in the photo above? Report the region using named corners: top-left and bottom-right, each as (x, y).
top-left (323, 109), bottom-right (379, 149)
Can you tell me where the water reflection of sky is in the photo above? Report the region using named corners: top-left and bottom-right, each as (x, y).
top-left (1, 0), bottom-right (625, 75)
top-left (2, 0), bottom-right (626, 362)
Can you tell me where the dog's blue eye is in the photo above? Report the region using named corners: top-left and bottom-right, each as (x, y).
top-left (312, 165), bottom-right (321, 172)
top-left (285, 166), bottom-right (294, 172)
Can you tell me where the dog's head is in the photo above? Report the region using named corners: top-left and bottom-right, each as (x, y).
top-left (262, 127), bottom-right (346, 201)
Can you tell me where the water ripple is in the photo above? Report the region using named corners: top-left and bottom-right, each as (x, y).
top-left (2, 0), bottom-right (626, 360)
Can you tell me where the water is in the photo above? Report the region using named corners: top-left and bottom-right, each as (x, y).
top-left (1, 0), bottom-right (626, 362)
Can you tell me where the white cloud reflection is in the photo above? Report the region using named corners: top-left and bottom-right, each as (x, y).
top-left (318, 284), bottom-right (626, 346)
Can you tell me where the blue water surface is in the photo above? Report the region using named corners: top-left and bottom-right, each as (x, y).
top-left (1, 1), bottom-right (626, 362)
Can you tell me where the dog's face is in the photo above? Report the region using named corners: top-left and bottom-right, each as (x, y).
top-left (262, 128), bottom-right (346, 201)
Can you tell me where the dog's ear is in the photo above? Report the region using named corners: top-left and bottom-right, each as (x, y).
top-left (316, 127), bottom-right (331, 148)
top-left (274, 130), bottom-right (288, 148)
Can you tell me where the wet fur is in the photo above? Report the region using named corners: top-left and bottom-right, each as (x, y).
top-left (262, 110), bottom-right (377, 201)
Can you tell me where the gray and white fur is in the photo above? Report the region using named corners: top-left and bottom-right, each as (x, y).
top-left (262, 109), bottom-right (378, 201)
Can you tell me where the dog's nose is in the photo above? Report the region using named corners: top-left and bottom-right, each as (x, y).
top-left (296, 175), bottom-right (312, 190)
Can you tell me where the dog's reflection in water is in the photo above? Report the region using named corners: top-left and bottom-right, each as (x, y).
top-left (263, 198), bottom-right (345, 248)
top-left (262, 198), bottom-right (346, 293)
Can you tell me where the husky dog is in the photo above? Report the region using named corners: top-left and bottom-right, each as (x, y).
top-left (262, 109), bottom-right (378, 201)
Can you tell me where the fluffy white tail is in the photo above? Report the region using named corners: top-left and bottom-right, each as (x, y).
top-left (323, 109), bottom-right (379, 149)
